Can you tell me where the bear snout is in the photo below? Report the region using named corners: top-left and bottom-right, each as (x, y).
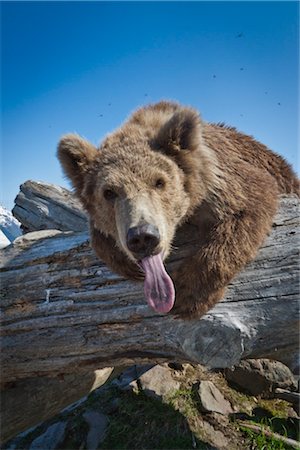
top-left (126, 224), bottom-right (160, 258)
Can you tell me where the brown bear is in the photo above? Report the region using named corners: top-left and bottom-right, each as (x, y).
top-left (57, 101), bottom-right (299, 318)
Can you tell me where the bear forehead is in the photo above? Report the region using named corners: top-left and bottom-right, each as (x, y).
top-left (90, 144), bottom-right (182, 193)
top-left (96, 141), bottom-right (176, 176)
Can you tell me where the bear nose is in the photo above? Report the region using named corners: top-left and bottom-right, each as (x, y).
top-left (126, 224), bottom-right (160, 257)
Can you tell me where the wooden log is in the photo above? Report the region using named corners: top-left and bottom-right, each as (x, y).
top-left (1, 195), bottom-right (299, 441)
top-left (12, 180), bottom-right (87, 233)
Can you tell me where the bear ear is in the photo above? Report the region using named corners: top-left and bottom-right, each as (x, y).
top-left (156, 108), bottom-right (202, 154)
top-left (57, 134), bottom-right (98, 196)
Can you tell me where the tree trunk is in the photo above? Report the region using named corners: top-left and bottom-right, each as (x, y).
top-left (1, 195), bottom-right (299, 441)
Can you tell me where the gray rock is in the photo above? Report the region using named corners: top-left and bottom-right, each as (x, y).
top-left (200, 418), bottom-right (229, 449)
top-left (83, 411), bottom-right (108, 450)
top-left (137, 364), bottom-right (181, 399)
top-left (13, 180), bottom-right (87, 233)
top-left (197, 381), bottom-right (233, 415)
top-left (29, 421), bottom-right (67, 450)
top-left (113, 364), bottom-right (180, 399)
top-left (224, 359), bottom-right (298, 397)
top-left (112, 364), bottom-right (154, 391)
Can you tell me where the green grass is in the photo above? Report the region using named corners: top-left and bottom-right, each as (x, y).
top-left (167, 388), bottom-right (200, 418)
top-left (5, 365), bottom-right (298, 450)
top-left (239, 416), bottom-right (298, 450)
top-left (101, 388), bottom-right (210, 450)
top-left (257, 398), bottom-right (294, 419)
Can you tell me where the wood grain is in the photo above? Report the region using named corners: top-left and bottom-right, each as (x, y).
top-left (1, 195), bottom-right (299, 441)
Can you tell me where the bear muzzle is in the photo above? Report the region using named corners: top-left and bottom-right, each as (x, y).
top-left (126, 223), bottom-right (160, 259)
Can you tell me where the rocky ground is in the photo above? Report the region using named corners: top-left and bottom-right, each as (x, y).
top-left (4, 360), bottom-right (299, 450)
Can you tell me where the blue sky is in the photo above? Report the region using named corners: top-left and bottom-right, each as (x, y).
top-left (1, 1), bottom-right (299, 210)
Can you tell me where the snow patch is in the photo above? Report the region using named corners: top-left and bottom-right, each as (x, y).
top-left (0, 204), bottom-right (22, 248)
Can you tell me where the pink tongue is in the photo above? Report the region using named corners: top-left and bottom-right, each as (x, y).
top-left (140, 253), bottom-right (175, 313)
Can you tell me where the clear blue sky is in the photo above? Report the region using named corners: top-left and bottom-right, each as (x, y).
top-left (1, 1), bottom-right (299, 210)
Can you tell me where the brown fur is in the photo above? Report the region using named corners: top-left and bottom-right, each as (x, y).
top-left (57, 101), bottom-right (299, 318)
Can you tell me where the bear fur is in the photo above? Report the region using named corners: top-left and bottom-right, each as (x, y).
top-left (57, 101), bottom-right (299, 318)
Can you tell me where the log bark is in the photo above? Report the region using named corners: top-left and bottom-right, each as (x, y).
top-left (12, 180), bottom-right (87, 233)
top-left (1, 195), bottom-right (299, 441)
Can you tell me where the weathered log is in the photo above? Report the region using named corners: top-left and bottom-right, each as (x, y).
top-left (274, 388), bottom-right (300, 405)
top-left (12, 180), bottom-right (87, 233)
top-left (1, 195), bottom-right (299, 441)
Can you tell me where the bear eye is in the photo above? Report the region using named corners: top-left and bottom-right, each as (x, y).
top-left (103, 188), bottom-right (118, 201)
top-left (155, 178), bottom-right (165, 189)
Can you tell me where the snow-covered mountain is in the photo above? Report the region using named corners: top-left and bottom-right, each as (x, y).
top-left (0, 205), bottom-right (22, 249)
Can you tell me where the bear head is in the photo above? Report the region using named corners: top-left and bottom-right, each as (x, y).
top-left (57, 101), bottom-right (220, 312)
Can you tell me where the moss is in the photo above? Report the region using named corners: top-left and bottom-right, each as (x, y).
top-left (167, 388), bottom-right (199, 417)
top-left (256, 398), bottom-right (292, 419)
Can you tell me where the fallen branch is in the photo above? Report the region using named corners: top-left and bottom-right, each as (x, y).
top-left (274, 388), bottom-right (300, 415)
top-left (1, 195), bottom-right (299, 441)
top-left (237, 420), bottom-right (300, 449)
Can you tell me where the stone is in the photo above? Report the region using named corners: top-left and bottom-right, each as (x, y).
top-left (137, 364), bottom-right (181, 399)
top-left (83, 411), bottom-right (108, 450)
top-left (113, 364), bottom-right (180, 399)
top-left (112, 365), bottom-right (153, 391)
top-left (197, 381), bottom-right (233, 415)
top-left (200, 419), bottom-right (229, 449)
top-left (29, 421), bottom-right (67, 450)
top-left (224, 359), bottom-right (298, 398)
